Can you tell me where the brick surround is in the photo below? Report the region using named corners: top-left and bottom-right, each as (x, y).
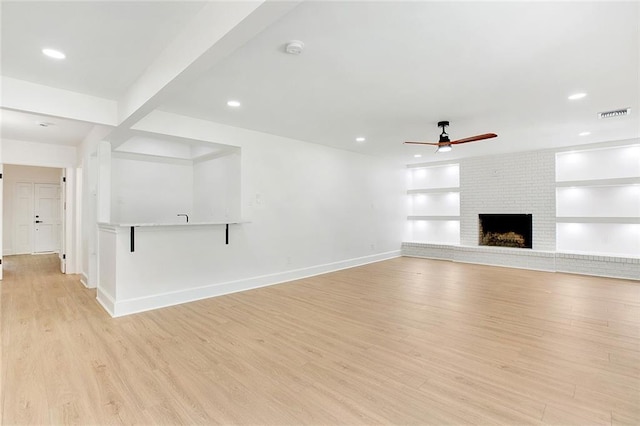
top-left (460, 150), bottom-right (556, 250)
top-left (403, 145), bottom-right (640, 281)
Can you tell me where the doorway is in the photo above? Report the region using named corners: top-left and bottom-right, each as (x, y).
top-left (2, 165), bottom-right (64, 266)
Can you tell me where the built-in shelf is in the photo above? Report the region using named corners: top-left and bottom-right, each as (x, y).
top-left (556, 217), bottom-right (640, 224)
top-left (555, 177), bottom-right (640, 187)
top-left (407, 187), bottom-right (460, 194)
top-left (555, 144), bottom-right (640, 257)
top-left (406, 161), bottom-right (461, 244)
top-left (408, 215), bottom-right (460, 221)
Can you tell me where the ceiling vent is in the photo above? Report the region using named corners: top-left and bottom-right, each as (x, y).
top-left (598, 108), bottom-right (631, 119)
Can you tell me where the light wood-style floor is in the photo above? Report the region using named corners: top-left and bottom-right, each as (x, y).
top-left (1, 254), bottom-right (639, 425)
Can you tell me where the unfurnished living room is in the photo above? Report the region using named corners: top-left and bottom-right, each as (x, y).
top-left (0, 1), bottom-right (638, 425)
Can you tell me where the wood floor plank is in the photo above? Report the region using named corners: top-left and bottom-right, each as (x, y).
top-left (1, 254), bottom-right (639, 424)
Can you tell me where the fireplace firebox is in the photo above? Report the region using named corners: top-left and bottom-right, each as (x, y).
top-left (479, 214), bottom-right (532, 249)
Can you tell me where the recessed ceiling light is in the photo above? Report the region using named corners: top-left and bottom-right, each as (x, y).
top-left (227, 100), bottom-right (241, 107)
top-left (578, 131), bottom-right (591, 136)
top-left (568, 92), bottom-right (587, 100)
top-left (355, 137), bottom-right (365, 142)
top-left (414, 154), bottom-right (422, 158)
top-left (42, 48), bottom-right (66, 59)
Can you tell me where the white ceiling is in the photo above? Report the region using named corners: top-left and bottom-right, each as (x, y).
top-left (0, 1), bottom-right (206, 99)
top-left (1, 1), bottom-right (638, 164)
top-left (0, 109), bottom-right (95, 146)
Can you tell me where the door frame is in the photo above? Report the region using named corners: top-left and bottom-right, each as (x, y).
top-left (1, 164), bottom-right (79, 276)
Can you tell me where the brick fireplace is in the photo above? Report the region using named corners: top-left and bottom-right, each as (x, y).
top-left (479, 214), bottom-right (532, 249)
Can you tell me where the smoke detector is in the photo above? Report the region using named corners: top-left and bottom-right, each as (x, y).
top-left (598, 108), bottom-right (631, 119)
top-left (285, 40), bottom-right (304, 55)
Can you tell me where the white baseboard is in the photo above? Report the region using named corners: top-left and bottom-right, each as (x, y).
top-left (96, 288), bottom-right (116, 317)
top-left (79, 272), bottom-right (91, 288)
top-left (109, 250), bottom-right (401, 317)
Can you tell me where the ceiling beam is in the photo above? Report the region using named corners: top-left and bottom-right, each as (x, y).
top-left (0, 77), bottom-right (118, 126)
top-left (112, 0), bottom-right (302, 148)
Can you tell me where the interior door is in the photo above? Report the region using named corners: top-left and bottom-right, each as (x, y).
top-left (34, 183), bottom-right (61, 253)
top-left (14, 182), bottom-right (34, 254)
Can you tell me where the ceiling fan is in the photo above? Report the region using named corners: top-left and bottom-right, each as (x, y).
top-left (405, 121), bottom-right (497, 153)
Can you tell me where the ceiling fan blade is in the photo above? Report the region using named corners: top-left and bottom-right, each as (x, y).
top-left (404, 141), bottom-right (440, 146)
top-left (450, 133), bottom-right (497, 144)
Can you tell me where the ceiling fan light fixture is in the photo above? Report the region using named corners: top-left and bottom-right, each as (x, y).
top-left (436, 144), bottom-right (452, 153)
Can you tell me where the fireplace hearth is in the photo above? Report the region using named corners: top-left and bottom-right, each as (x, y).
top-left (479, 214), bottom-right (532, 249)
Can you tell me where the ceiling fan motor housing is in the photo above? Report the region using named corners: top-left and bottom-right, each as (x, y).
top-left (438, 120), bottom-right (450, 142)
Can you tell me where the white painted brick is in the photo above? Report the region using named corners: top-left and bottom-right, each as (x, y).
top-left (404, 144), bottom-right (640, 280)
top-left (460, 151), bottom-right (556, 251)
top-left (401, 243), bottom-right (639, 280)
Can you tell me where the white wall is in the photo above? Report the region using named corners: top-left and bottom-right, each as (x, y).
top-left (2, 164), bottom-right (62, 255)
top-left (111, 155), bottom-right (193, 224)
top-left (556, 144), bottom-right (640, 181)
top-left (2, 138), bottom-right (77, 168)
top-left (89, 111), bottom-right (404, 314)
top-left (555, 143), bottom-right (640, 257)
top-left (557, 186), bottom-right (640, 218)
top-left (192, 152), bottom-right (241, 222)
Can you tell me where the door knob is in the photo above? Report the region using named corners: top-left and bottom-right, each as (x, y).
top-left (35, 220), bottom-right (42, 223)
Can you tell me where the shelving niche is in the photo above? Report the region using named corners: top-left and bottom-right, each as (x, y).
top-left (555, 144), bottom-right (640, 257)
top-left (406, 162), bottom-right (460, 244)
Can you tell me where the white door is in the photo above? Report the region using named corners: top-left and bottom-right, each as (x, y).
top-left (34, 183), bottom-right (61, 253)
top-left (14, 182), bottom-right (34, 255)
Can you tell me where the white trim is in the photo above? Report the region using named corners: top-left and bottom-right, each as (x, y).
top-left (407, 215), bottom-right (460, 221)
top-left (555, 177), bottom-right (640, 187)
top-left (112, 151), bottom-right (193, 166)
top-left (79, 272), bottom-right (90, 288)
top-left (192, 149), bottom-right (238, 164)
top-left (407, 187), bottom-right (460, 194)
top-left (109, 250), bottom-right (401, 317)
top-left (555, 217), bottom-right (640, 224)
top-left (407, 160), bottom-right (460, 169)
top-left (96, 288), bottom-right (116, 316)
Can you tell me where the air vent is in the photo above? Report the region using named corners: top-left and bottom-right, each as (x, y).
top-left (598, 108), bottom-right (630, 119)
